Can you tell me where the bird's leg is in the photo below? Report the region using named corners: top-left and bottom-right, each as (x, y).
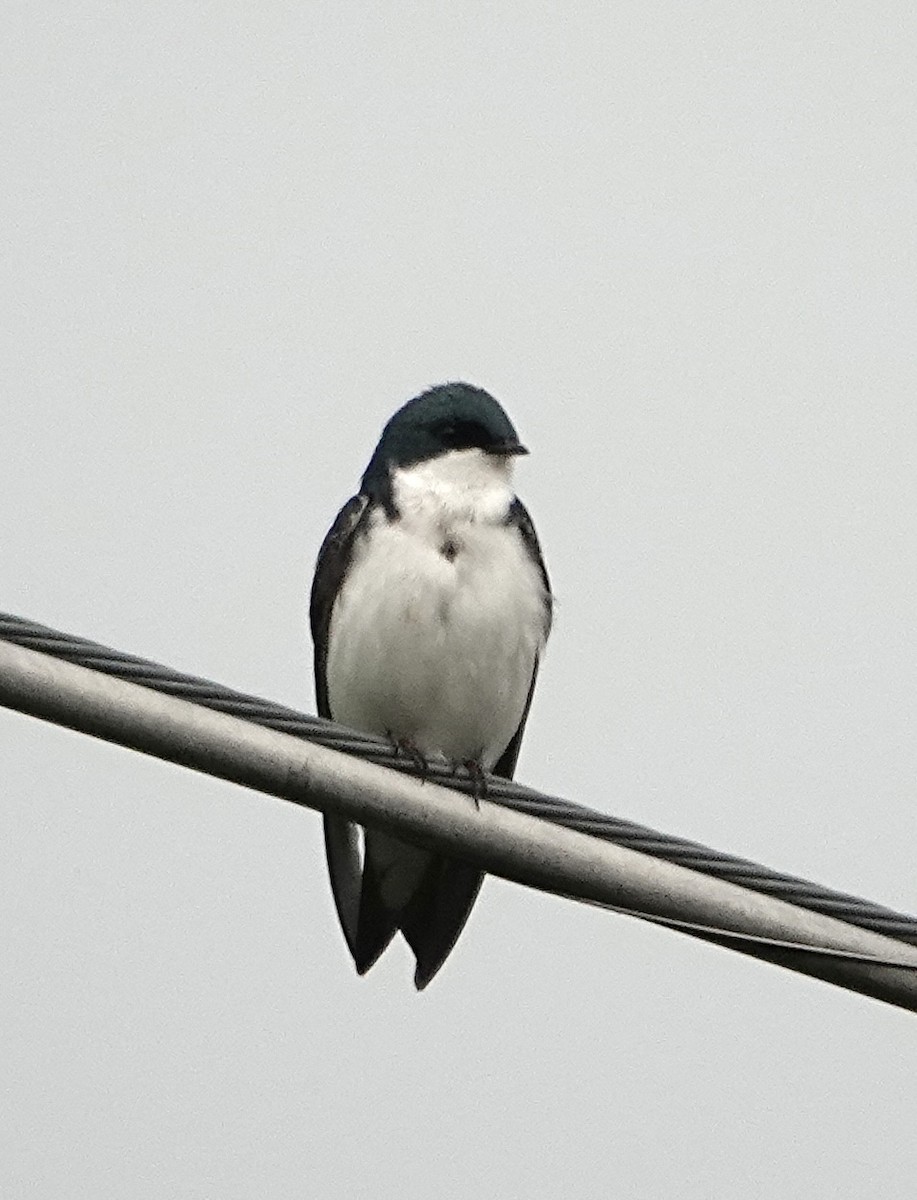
top-left (386, 731), bottom-right (429, 782)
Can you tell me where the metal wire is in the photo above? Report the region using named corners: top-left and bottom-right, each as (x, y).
top-left (3, 609), bottom-right (916, 948)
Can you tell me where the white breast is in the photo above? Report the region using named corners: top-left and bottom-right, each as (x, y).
top-left (326, 449), bottom-right (548, 770)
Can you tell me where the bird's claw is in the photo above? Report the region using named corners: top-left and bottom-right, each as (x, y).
top-left (451, 758), bottom-right (488, 808)
top-left (387, 732), bottom-right (430, 781)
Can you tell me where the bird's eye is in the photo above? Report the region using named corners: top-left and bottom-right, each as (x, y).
top-left (436, 419), bottom-right (484, 449)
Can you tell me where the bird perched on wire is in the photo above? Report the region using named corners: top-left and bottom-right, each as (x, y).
top-left (310, 382), bottom-right (552, 988)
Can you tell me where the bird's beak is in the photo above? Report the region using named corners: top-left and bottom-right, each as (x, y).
top-left (486, 438), bottom-right (529, 457)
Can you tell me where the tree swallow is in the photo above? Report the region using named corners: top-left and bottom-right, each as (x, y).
top-left (310, 382), bottom-right (552, 988)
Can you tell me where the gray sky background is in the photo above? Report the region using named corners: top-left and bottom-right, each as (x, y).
top-left (3, 4), bottom-right (916, 1197)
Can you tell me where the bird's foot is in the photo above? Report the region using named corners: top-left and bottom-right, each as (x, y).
top-left (387, 732), bottom-right (429, 781)
top-left (451, 758), bottom-right (489, 808)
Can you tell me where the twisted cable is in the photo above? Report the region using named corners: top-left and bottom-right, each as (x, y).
top-left (3, 610), bottom-right (915, 947)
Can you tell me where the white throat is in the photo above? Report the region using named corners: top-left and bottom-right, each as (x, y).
top-left (390, 447), bottom-right (515, 524)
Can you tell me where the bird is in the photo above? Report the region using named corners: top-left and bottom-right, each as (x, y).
top-left (310, 381), bottom-right (552, 988)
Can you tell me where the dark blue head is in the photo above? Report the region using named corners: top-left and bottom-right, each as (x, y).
top-left (361, 382), bottom-right (527, 496)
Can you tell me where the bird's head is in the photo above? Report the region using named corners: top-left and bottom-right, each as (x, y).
top-left (361, 382), bottom-right (527, 495)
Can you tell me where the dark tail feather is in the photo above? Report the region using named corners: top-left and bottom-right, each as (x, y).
top-left (399, 860), bottom-right (485, 990)
top-left (354, 866), bottom-right (400, 975)
top-left (326, 813), bottom-right (400, 975)
top-left (326, 819), bottom-right (484, 986)
top-left (323, 814), bottom-right (363, 959)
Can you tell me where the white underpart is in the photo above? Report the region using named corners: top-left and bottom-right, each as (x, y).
top-left (326, 448), bottom-right (548, 906)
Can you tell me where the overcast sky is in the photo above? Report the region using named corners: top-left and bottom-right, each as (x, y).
top-left (3, 3), bottom-right (917, 1197)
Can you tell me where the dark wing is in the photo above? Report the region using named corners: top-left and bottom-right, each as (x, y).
top-left (310, 494), bottom-right (370, 718)
top-left (310, 494), bottom-right (371, 960)
top-left (508, 496), bottom-right (553, 632)
top-left (400, 496), bottom-right (553, 988)
top-left (493, 497), bottom-right (552, 779)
